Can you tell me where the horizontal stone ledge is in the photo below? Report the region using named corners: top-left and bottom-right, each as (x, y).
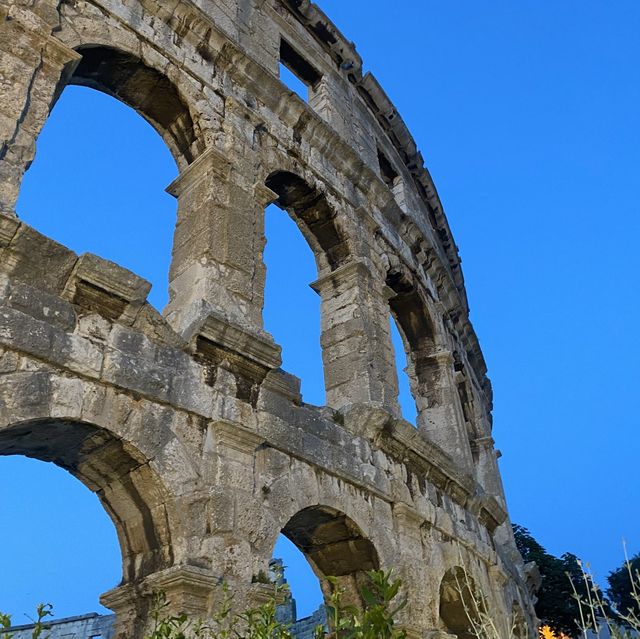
top-left (63, 253), bottom-right (151, 306)
top-left (166, 145), bottom-right (231, 196)
top-left (338, 403), bottom-right (506, 529)
top-left (310, 259), bottom-right (375, 294)
top-left (62, 253), bottom-right (151, 324)
top-left (188, 311), bottom-right (282, 370)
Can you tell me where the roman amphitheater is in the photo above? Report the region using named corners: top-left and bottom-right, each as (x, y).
top-left (0, 0), bottom-right (538, 636)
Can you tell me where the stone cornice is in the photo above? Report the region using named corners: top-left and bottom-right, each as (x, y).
top-left (63, 253), bottom-right (151, 305)
top-left (166, 145), bottom-right (231, 197)
top-left (310, 259), bottom-right (376, 294)
top-left (207, 419), bottom-right (265, 455)
top-left (189, 311), bottom-right (282, 370)
top-left (339, 403), bottom-right (507, 534)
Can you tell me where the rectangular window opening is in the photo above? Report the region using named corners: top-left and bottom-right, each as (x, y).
top-left (279, 39), bottom-right (322, 102)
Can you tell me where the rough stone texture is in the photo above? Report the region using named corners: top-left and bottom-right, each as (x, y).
top-left (0, 0), bottom-right (537, 637)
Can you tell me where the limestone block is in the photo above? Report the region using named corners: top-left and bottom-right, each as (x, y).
top-left (62, 252), bottom-right (151, 323)
top-left (6, 280), bottom-right (77, 331)
top-left (0, 306), bottom-right (102, 378)
top-left (0, 223), bottom-right (78, 293)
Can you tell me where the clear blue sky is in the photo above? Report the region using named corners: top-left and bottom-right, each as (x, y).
top-left (1, 0), bottom-right (639, 624)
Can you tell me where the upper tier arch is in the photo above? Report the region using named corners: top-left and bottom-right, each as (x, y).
top-left (69, 45), bottom-right (198, 166)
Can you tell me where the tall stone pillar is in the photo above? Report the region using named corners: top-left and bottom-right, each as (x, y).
top-left (0, 11), bottom-right (80, 215)
top-left (417, 349), bottom-right (474, 472)
top-left (311, 259), bottom-right (400, 413)
top-left (165, 144), bottom-right (274, 336)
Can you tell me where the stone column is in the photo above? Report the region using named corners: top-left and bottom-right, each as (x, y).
top-left (416, 349), bottom-right (474, 472)
top-left (311, 259), bottom-right (400, 413)
top-left (165, 144), bottom-right (274, 336)
top-left (0, 12), bottom-right (81, 215)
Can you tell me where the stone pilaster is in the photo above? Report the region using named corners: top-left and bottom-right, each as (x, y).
top-left (205, 418), bottom-right (265, 490)
top-left (471, 435), bottom-right (507, 505)
top-left (0, 16), bottom-right (81, 215)
top-left (416, 349), bottom-right (474, 472)
top-left (165, 144), bottom-right (274, 335)
top-left (392, 503), bottom-right (433, 638)
top-left (101, 567), bottom-right (219, 639)
top-left (100, 583), bottom-right (148, 639)
top-left (311, 259), bottom-right (400, 412)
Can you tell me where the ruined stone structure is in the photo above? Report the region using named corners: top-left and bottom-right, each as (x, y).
top-left (0, 0), bottom-right (537, 637)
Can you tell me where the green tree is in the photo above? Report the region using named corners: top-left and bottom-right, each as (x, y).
top-left (607, 552), bottom-right (640, 620)
top-left (513, 525), bottom-right (600, 636)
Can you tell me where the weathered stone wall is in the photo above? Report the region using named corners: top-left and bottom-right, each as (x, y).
top-left (1, 613), bottom-right (116, 639)
top-left (0, 0), bottom-right (537, 637)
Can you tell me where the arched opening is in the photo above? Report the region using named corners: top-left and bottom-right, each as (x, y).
top-left (264, 202), bottom-right (324, 405)
top-left (439, 567), bottom-right (483, 639)
top-left (386, 267), bottom-right (437, 430)
top-left (389, 314), bottom-right (418, 425)
top-left (0, 419), bottom-right (175, 591)
top-left (15, 46), bottom-right (191, 311)
top-left (264, 171), bottom-right (350, 405)
top-left (265, 171), bottom-right (349, 273)
top-left (0, 455), bottom-right (120, 621)
top-left (278, 505), bottom-right (379, 612)
top-left (70, 46), bottom-right (197, 165)
top-left (271, 533), bottom-right (324, 627)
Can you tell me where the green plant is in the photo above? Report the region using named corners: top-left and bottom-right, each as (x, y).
top-left (513, 524), bottom-right (588, 636)
top-left (142, 569), bottom-right (406, 639)
top-left (0, 603), bottom-right (53, 639)
top-left (568, 547), bottom-right (640, 639)
top-left (607, 551), bottom-right (640, 621)
top-left (320, 570), bottom-right (407, 639)
top-left (1, 581), bottom-right (303, 639)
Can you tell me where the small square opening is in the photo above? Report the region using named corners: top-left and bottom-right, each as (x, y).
top-left (279, 39), bottom-right (322, 102)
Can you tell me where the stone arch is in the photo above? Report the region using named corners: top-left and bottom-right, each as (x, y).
top-left (0, 417), bottom-right (175, 584)
top-left (385, 261), bottom-right (438, 420)
top-left (384, 258), bottom-right (474, 467)
top-left (2, 25), bottom-right (205, 216)
top-left (438, 566), bottom-right (483, 639)
top-left (265, 170), bottom-right (350, 272)
top-left (66, 45), bottom-right (199, 168)
top-left (277, 504), bottom-right (380, 608)
top-left (262, 503), bottom-right (381, 605)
